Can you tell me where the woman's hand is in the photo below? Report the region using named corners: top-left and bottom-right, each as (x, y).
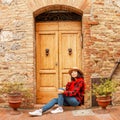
top-left (58, 89), bottom-right (64, 94)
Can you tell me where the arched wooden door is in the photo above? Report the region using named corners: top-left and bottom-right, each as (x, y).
top-left (36, 22), bottom-right (82, 103)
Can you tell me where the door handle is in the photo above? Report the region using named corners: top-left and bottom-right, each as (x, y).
top-left (68, 48), bottom-right (72, 55)
top-left (45, 48), bottom-right (49, 56)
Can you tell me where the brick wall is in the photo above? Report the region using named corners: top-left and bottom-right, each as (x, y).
top-left (0, 0), bottom-right (120, 108)
top-left (88, 0), bottom-right (120, 105)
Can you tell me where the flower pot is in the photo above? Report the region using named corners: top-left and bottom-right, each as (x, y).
top-left (8, 93), bottom-right (22, 115)
top-left (96, 96), bottom-right (111, 110)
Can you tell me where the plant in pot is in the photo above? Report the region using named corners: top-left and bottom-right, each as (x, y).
top-left (0, 79), bottom-right (33, 115)
top-left (92, 78), bottom-right (119, 110)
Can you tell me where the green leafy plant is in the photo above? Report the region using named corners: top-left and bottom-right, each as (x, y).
top-left (92, 78), bottom-right (119, 97)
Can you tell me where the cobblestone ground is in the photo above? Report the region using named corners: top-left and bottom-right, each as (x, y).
top-left (0, 106), bottom-right (120, 120)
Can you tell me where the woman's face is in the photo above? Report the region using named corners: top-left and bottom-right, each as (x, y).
top-left (71, 70), bottom-right (78, 78)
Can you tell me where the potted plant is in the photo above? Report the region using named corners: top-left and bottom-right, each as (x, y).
top-left (0, 79), bottom-right (33, 114)
top-left (92, 78), bottom-right (119, 109)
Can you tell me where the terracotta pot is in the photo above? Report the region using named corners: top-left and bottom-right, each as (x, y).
top-left (8, 93), bottom-right (22, 115)
top-left (96, 96), bottom-right (111, 109)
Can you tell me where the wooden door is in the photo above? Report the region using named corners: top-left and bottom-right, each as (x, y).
top-left (36, 22), bottom-right (82, 103)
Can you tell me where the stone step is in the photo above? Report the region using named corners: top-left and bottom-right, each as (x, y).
top-left (34, 104), bottom-right (85, 110)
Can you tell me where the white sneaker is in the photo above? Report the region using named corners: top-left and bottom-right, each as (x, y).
top-left (51, 107), bottom-right (63, 114)
top-left (29, 109), bottom-right (42, 116)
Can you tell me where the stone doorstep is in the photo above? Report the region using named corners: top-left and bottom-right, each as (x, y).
top-left (34, 104), bottom-right (85, 110)
top-left (64, 105), bottom-right (85, 110)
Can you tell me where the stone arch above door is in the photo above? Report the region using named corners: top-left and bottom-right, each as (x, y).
top-left (33, 5), bottom-right (83, 17)
top-left (25, 0), bottom-right (91, 16)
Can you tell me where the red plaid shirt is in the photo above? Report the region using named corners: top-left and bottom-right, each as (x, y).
top-left (63, 78), bottom-right (85, 104)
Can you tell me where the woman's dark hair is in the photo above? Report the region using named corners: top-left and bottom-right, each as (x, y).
top-left (71, 71), bottom-right (84, 81)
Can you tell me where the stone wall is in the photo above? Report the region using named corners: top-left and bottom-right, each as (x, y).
top-left (0, 0), bottom-right (120, 108)
top-left (0, 0), bottom-right (35, 108)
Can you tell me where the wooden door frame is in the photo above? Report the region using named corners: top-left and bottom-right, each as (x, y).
top-left (35, 21), bottom-right (82, 103)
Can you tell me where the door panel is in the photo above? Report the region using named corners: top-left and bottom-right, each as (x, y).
top-left (59, 22), bottom-right (81, 31)
top-left (36, 22), bottom-right (58, 31)
top-left (36, 30), bottom-right (58, 103)
top-left (36, 22), bottom-right (81, 103)
top-left (59, 31), bottom-right (81, 88)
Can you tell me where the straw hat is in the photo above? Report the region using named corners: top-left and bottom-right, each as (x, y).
top-left (68, 67), bottom-right (83, 75)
